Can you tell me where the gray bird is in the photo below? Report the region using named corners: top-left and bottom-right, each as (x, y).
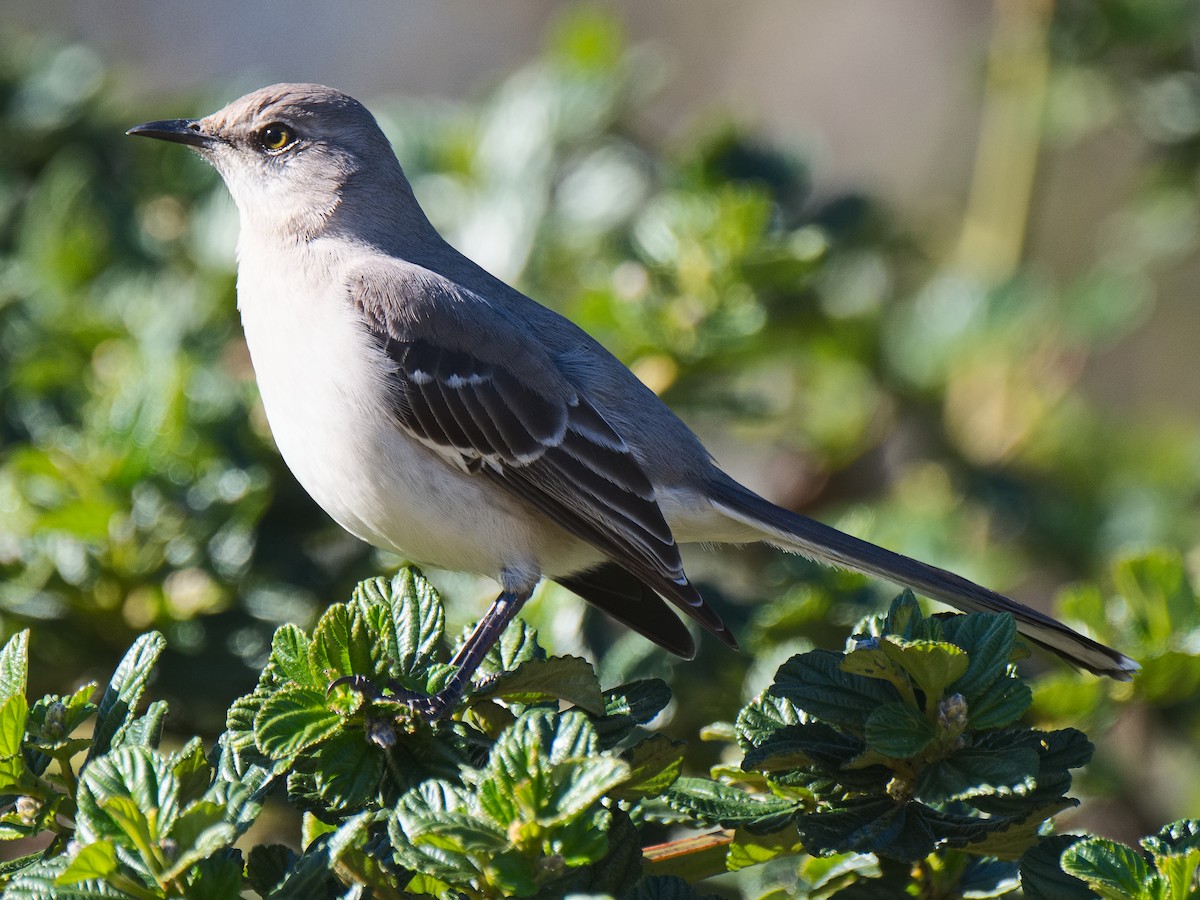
top-left (128, 84), bottom-right (1137, 715)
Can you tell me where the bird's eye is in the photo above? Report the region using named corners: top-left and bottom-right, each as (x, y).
top-left (258, 124), bottom-right (296, 153)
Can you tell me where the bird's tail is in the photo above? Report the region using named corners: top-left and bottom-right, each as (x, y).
top-left (706, 475), bottom-right (1139, 680)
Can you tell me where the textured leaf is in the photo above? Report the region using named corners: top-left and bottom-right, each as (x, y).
top-left (162, 800), bottom-right (236, 881)
top-left (76, 746), bottom-right (179, 879)
top-left (121, 700), bottom-right (167, 748)
top-left (864, 701), bottom-right (936, 758)
top-left (735, 690), bottom-right (803, 750)
top-left (592, 678), bottom-right (673, 748)
top-left (54, 842), bottom-right (117, 885)
top-left (666, 777), bottom-right (799, 832)
top-left (184, 851), bottom-right (244, 900)
top-left (268, 624), bottom-right (316, 688)
top-left (967, 678), bottom-right (1032, 730)
top-left (612, 734), bottom-right (685, 799)
top-left (941, 614), bottom-right (1016, 702)
top-left (1062, 838), bottom-right (1155, 899)
top-left (253, 685), bottom-right (343, 761)
top-left (473, 655), bottom-right (603, 714)
top-left (914, 745), bottom-right (1038, 803)
top-left (770, 649), bottom-right (897, 730)
top-left (878, 637), bottom-right (968, 700)
top-left (307, 604), bottom-right (373, 682)
top-left (0, 631), bottom-right (29, 702)
top-left (88, 632), bottom-right (166, 762)
top-left (5, 853), bottom-right (129, 898)
top-left (1140, 820), bottom-right (1200, 900)
top-left (288, 728), bottom-right (383, 814)
top-left (389, 567), bottom-right (447, 675)
top-left (478, 616), bottom-right (543, 677)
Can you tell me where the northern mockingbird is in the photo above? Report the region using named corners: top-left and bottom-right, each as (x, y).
top-left (128, 84), bottom-right (1136, 715)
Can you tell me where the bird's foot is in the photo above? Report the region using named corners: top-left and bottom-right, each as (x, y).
top-left (328, 673), bottom-right (465, 723)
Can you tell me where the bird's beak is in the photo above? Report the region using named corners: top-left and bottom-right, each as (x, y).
top-left (126, 118), bottom-right (221, 149)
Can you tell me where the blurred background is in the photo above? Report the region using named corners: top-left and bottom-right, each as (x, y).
top-left (2, 0), bottom-right (1200, 875)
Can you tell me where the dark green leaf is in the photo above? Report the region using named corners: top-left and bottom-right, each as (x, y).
top-left (864, 701), bottom-right (936, 758)
top-left (245, 844), bottom-right (297, 897)
top-left (666, 776), bottom-right (799, 832)
top-left (770, 649), bottom-right (897, 731)
top-left (88, 632), bottom-right (166, 762)
top-left (288, 727), bottom-right (383, 814)
top-left (472, 655), bottom-right (604, 714)
top-left (913, 745), bottom-right (1039, 803)
top-left (1020, 836), bottom-right (1095, 900)
top-left (941, 615), bottom-right (1017, 703)
top-left (967, 678), bottom-right (1032, 730)
top-left (735, 690), bottom-right (803, 750)
top-left (592, 678), bottom-right (672, 748)
top-left (253, 685), bottom-right (343, 761)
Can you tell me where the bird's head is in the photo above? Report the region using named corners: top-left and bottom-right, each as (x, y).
top-left (129, 83), bottom-right (411, 242)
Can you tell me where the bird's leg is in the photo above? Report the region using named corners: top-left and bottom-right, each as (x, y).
top-left (408, 585), bottom-right (532, 720)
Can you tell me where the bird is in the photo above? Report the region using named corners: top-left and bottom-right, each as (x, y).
top-left (127, 84), bottom-right (1137, 716)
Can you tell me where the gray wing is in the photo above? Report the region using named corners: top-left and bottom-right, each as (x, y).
top-left (347, 260), bottom-right (735, 650)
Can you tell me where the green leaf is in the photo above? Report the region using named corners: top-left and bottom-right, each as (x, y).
top-left (307, 604), bottom-right (373, 682)
top-left (185, 851), bottom-right (244, 900)
top-left (612, 734), bottom-right (685, 799)
top-left (0, 631), bottom-right (29, 702)
top-left (267, 624), bottom-right (316, 688)
top-left (967, 678), bottom-right (1032, 730)
top-left (878, 637), bottom-right (968, 700)
top-left (54, 842), bottom-right (117, 885)
top-left (1141, 819), bottom-right (1200, 900)
top-left (726, 828), bottom-right (807, 872)
top-left (388, 567), bottom-right (447, 675)
top-left (592, 678), bottom-right (673, 748)
top-left (162, 800), bottom-right (237, 881)
top-left (88, 632), bottom-right (166, 762)
top-left (170, 738), bottom-right (213, 808)
top-left (122, 700), bottom-right (167, 748)
top-left (253, 685), bottom-right (343, 761)
top-left (864, 701), bottom-right (936, 758)
top-left (735, 690), bottom-right (803, 749)
top-left (1022, 840), bottom-right (1099, 900)
top-left (478, 617), bottom-right (544, 677)
top-left (6, 854), bottom-right (129, 898)
top-left (770, 649), bottom-right (897, 731)
top-left (665, 776), bottom-right (798, 832)
top-left (472, 655), bottom-right (604, 714)
top-left (0, 694), bottom-right (30, 791)
top-left (76, 746), bottom-right (179, 880)
top-left (1062, 837), bottom-right (1155, 900)
top-left (913, 745), bottom-right (1038, 803)
top-left (245, 844), bottom-right (296, 896)
top-left (941, 614), bottom-right (1017, 703)
top-left (288, 728), bottom-right (383, 814)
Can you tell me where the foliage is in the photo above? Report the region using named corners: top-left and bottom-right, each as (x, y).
top-left (3, 1), bottom-right (1200, 897)
top-left (0, 568), bottom-right (1165, 898)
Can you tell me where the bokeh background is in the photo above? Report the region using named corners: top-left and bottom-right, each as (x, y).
top-left (3, 0), bottom-right (1200, 882)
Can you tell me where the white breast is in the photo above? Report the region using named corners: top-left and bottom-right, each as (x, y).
top-left (233, 233), bottom-right (602, 583)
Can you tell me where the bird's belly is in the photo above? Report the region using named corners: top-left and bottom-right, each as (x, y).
top-left (237, 272), bottom-right (600, 581)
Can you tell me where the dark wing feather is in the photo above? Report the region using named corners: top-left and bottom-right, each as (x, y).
top-left (348, 265), bottom-right (735, 649)
top-left (556, 563), bottom-right (696, 658)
